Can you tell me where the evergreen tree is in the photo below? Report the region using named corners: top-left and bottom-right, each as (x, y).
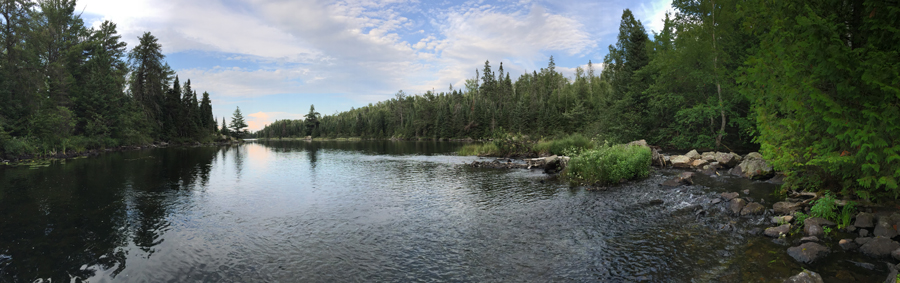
top-left (229, 107), bottom-right (248, 138)
top-left (304, 104), bottom-right (320, 136)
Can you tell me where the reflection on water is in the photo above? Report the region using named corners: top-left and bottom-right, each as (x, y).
top-left (0, 141), bottom-right (887, 282)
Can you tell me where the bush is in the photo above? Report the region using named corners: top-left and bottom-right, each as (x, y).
top-left (534, 134), bottom-right (594, 156)
top-left (564, 144), bottom-right (651, 185)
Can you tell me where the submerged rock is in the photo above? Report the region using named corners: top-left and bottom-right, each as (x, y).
top-left (859, 236), bottom-right (900, 258)
top-left (741, 202), bottom-right (765, 216)
top-left (730, 198), bottom-right (747, 215)
top-left (783, 270), bottom-right (824, 283)
top-left (765, 224), bottom-right (791, 238)
top-left (787, 242), bottom-right (830, 264)
top-left (800, 236), bottom-right (820, 243)
top-left (839, 239), bottom-right (858, 251)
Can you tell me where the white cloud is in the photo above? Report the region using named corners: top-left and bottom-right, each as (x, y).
top-left (640, 0), bottom-right (674, 35)
top-left (247, 112), bottom-right (305, 131)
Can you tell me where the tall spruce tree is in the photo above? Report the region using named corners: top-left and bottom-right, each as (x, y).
top-left (229, 107), bottom-right (247, 138)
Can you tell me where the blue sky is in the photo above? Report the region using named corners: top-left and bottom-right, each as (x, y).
top-left (76, 0), bottom-right (673, 131)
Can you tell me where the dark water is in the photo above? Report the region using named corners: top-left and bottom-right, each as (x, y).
top-left (0, 141), bottom-right (890, 282)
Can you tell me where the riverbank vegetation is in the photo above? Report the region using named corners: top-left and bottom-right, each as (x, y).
top-left (565, 144), bottom-right (652, 186)
top-left (258, 0), bottom-right (899, 199)
top-left (0, 0), bottom-right (241, 160)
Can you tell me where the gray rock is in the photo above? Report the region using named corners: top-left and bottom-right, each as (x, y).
top-left (772, 215), bottom-right (794, 224)
top-left (893, 248), bottom-right (900, 261)
top-left (731, 198), bottom-right (747, 215)
top-left (800, 236), bottom-right (820, 243)
top-left (721, 192), bottom-right (739, 201)
top-left (700, 168), bottom-right (717, 176)
top-left (855, 212), bottom-right (875, 228)
top-left (787, 242), bottom-right (830, 264)
top-left (874, 216), bottom-right (898, 238)
top-left (741, 202), bottom-right (765, 216)
top-left (886, 264), bottom-right (899, 283)
top-left (701, 151), bottom-right (716, 161)
top-left (774, 202), bottom-right (801, 215)
top-left (839, 239), bottom-right (858, 251)
top-left (691, 159), bottom-right (709, 168)
top-left (715, 152), bottom-right (739, 168)
top-left (738, 157), bottom-right (774, 179)
top-left (805, 224), bottom-right (824, 237)
top-left (626, 140), bottom-right (649, 147)
top-left (745, 152), bottom-right (764, 160)
top-left (856, 237), bottom-right (873, 246)
top-left (783, 270), bottom-right (824, 283)
top-left (685, 149), bottom-right (701, 160)
top-left (860, 229), bottom-right (870, 237)
top-left (711, 198), bottom-right (722, 204)
top-left (729, 165), bottom-right (743, 176)
top-left (860, 236), bottom-right (900, 258)
top-left (845, 225), bottom-right (857, 233)
top-left (651, 148), bottom-right (664, 166)
top-left (670, 155), bottom-right (692, 168)
top-left (804, 217), bottom-right (836, 227)
top-left (765, 224), bottom-right (792, 238)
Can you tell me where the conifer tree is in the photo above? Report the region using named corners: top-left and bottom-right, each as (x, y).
top-left (229, 107), bottom-right (248, 138)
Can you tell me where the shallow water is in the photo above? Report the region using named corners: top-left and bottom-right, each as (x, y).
top-left (0, 141), bottom-right (890, 282)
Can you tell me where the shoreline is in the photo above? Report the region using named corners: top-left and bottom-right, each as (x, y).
top-left (1, 140), bottom-right (246, 167)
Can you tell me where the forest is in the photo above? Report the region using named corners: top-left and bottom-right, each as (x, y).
top-left (258, 0), bottom-right (898, 198)
top-left (0, 0), bottom-right (236, 160)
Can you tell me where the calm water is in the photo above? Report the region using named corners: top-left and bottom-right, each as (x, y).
top-left (0, 141), bottom-right (889, 282)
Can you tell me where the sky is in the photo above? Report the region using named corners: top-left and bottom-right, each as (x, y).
top-left (75, 0), bottom-right (673, 131)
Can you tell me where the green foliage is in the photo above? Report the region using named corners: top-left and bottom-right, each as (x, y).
top-left (838, 202), bottom-right (857, 229)
top-left (534, 134), bottom-right (594, 156)
top-left (740, 0), bottom-right (900, 197)
top-left (792, 212), bottom-right (809, 234)
top-left (230, 107), bottom-right (248, 138)
top-left (810, 193), bottom-right (838, 221)
top-left (564, 144), bottom-right (651, 186)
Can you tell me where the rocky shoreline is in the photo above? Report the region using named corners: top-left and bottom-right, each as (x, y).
top-left (468, 140), bottom-right (898, 282)
top-left (1, 137), bottom-right (245, 166)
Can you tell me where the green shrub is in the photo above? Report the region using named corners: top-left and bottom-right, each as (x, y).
top-left (564, 144), bottom-right (651, 185)
top-left (534, 134), bottom-right (594, 156)
top-left (810, 193), bottom-right (838, 221)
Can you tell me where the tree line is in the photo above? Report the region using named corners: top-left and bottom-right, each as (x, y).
top-left (0, 0), bottom-right (244, 159)
top-left (259, 0), bottom-right (899, 198)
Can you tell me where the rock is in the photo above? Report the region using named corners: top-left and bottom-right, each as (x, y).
top-left (860, 229), bottom-right (870, 237)
top-left (708, 161), bottom-right (720, 169)
top-left (787, 242), bottom-right (830, 264)
top-left (691, 159), bottom-right (709, 168)
top-left (772, 215), bottom-right (794, 224)
top-left (804, 224), bottom-right (824, 237)
top-left (685, 149), bottom-right (701, 160)
top-left (651, 148), bottom-right (665, 166)
top-left (859, 237), bottom-right (900, 258)
top-left (738, 157), bottom-right (774, 179)
top-left (742, 189), bottom-right (750, 195)
top-left (715, 152), bottom-right (739, 168)
top-left (701, 151), bottom-right (717, 161)
top-left (839, 239), bottom-right (858, 251)
top-left (804, 217), bottom-right (836, 227)
top-left (800, 236), bottom-right (820, 243)
top-left (721, 192), bottom-right (739, 201)
top-left (729, 165), bottom-right (743, 176)
top-left (662, 172), bottom-right (694, 187)
top-left (845, 225), bottom-right (857, 233)
top-left (670, 155), bottom-right (692, 168)
top-left (648, 199), bottom-right (664, 206)
top-left (730, 198), bottom-right (747, 215)
top-left (893, 248), bottom-right (900, 261)
top-left (885, 264), bottom-right (899, 283)
top-left (783, 270), bottom-right (824, 283)
top-left (741, 202), bottom-right (765, 216)
top-left (711, 198), bottom-right (722, 204)
top-left (854, 212), bottom-right (875, 228)
top-left (874, 216), bottom-right (898, 238)
top-left (774, 202), bottom-right (801, 215)
top-left (765, 224), bottom-right (791, 237)
top-left (856, 237), bottom-right (873, 246)
top-left (626, 140), bottom-right (649, 147)
top-left (700, 168), bottom-right (717, 176)
top-left (745, 152), bottom-right (764, 160)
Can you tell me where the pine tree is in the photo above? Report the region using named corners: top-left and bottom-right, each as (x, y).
top-left (229, 107), bottom-right (248, 138)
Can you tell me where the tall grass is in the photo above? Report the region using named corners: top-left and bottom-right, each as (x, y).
top-left (534, 134), bottom-right (593, 156)
top-left (564, 144), bottom-right (651, 185)
top-left (457, 134), bottom-right (596, 157)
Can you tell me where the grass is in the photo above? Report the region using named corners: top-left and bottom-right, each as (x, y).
top-left (457, 134), bottom-right (596, 157)
top-left (563, 143), bottom-right (651, 186)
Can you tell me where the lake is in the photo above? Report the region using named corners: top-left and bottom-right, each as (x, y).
top-left (0, 141), bottom-right (887, 282)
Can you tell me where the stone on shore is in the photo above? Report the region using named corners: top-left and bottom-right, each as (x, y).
top-left (691, 159), bottom-right (709, 168)
top-left (685, 150), bottom-right (701, 160)
top-left (671, 155), bottom-right (692, 168)
top-left (774, 202), bottom-right (801, 215)
top-left (783, 270), bottom-right (824, 283)
top-left (800, 236), bottom-right (820, 243)
top-left (854, 212), bottom-right (875, 228)
top-left (741, 202), bottom-right (765, 216)
top-left (730, 198), bottom-right (747, 215)
top-left (721, 192), bottom-right (739, 201)
top-left (765, 224), bottom-right (791, 237)
top-left (787, 242), bottom-right (830, 264)
top-left (804, 224), bottom-right (824, 237)
top-left (859, 237), bottom-right (900, 258)
top-left (874, 216), bottom-right (898, 238)
top-left (715, 152), bottom-right (739, 168)
top-left (804, 217), bottom-right (836, 227)
top-left (701, 151), bottom-right (717, 162)
top-left (893, 248), bottom-right (900, 261)
top-left (737, 156), bottom-right (774, 179)
top-left (772, 215), bottom-right (794, 224)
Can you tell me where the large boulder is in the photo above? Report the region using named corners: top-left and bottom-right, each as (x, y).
top-left (741, 202), bottom-right (765, 216)
top-left (721, 192), bottom-right (739, 201)
top-left (787, 242), bottom-right (830, 264)
top-left (860, 237), bottom-right (900, 258)
top-left (731, 198), bottom-right (748, 215)
top-left (691, 159), bottom-right (709, 168)
top-left (745, 152), bottom-right (764, 160)
top-left (701, 151), bottom-right (717, 162)
top-left (670, 155), bottom-right (692, 168)
top-left (874, 215), bottom-right (899, 238)
top-left (765, 224), bottom-right (792, 237)
top-left (854, 212), bottom-right (875, 228)
top-left (685, 149), bottom-right (701, 160)
top-left (715, 152), bottom-right (740, 168)
top-left (783, 270), bottom-right (824, 283)
top-left (738, 158), bottom-right (774, 179)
